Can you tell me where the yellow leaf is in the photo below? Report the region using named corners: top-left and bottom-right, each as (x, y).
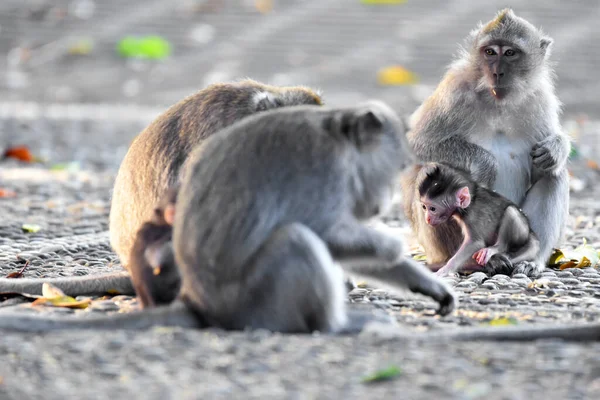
top-left (548, 248), bottom-right (564, 265)
top-left (412, 253), bottom-right (428, 261)
top-left (32, 296), bottom-right (91, 309)
top-left (487, 317), bottom-right (518, 326)
top-left (41, 282), bottom-right (66, 298)
top-left (377, 66), bottom-right (419, 86)
top-left (21, 224), bottom-right (41, 233)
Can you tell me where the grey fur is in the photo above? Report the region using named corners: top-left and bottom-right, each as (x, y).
top-left (174, 100), bottom-right (456, 334)
top-left (404, 8), bottom-right (570, 276)
top-left (410, 162), bottom-right (540, 276)
top-left (0, 103), bottom-right (456, 334)
top-left (0, 79), bottom-right (324, 297)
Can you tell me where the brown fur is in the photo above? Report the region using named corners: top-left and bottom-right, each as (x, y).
top-left (109, 79), bottom-right (323, 269)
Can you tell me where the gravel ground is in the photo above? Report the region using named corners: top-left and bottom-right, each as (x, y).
top-left (0, 115), bottom-right (599, 399)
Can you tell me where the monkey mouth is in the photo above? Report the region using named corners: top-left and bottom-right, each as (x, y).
top-left (490, 87), bottom-right (508, 100)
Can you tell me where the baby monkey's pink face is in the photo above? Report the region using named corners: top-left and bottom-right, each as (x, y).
top-left (420, 186), bottom-right (471, 226)
top-left (420, 199), bottom-right (453, 226)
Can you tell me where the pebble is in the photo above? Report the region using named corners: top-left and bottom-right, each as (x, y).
top-left (88, 300), bottom-right (119, 312)
top-left (466, 272), bottom-right (488, 285)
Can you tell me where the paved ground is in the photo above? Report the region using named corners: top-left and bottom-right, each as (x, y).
top-left (1, 1), bottom-right (600, 399)
top-left (0, 0), bottom-right (599, 116)
top-left (0, 115), bottom-right (599, 399)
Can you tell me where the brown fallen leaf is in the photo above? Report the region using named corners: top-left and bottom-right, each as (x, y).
top-left (5, 261), bottom-right (29, 279)
top-left (4, 146), bottom-right (35, 162)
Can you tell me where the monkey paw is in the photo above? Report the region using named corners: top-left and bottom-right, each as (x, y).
top-left (436, 289), bottom-right (457, 317)
top-left (531, 137), bottom-right (563, 173)
top-left (473, 247), bottom-right (498, 266)
top-left (512, 261), bottom-right (544, 278)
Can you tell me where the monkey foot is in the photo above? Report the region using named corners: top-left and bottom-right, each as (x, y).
top-left (473, 247), bottom-right (498, 266)
top-left (512, 261), bottom-right (544, 278)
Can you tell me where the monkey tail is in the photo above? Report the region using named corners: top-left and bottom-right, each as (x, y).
top-left (0, 301), bottom-right (203, 332)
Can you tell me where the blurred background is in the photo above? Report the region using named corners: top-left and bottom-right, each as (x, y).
top-left (0, 0), bottom-right (598, 174)
top-left (0, 0), bottom-right (598, 114)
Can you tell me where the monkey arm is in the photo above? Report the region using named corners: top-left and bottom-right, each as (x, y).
top-left (322, 219), bottom-right (404, 262)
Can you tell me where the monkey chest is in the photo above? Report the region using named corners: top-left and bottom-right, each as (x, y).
top-left (471, 130), bottom-right (532, 205)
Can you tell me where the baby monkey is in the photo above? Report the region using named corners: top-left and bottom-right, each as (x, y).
top-left (416, 163), bottom-right (540, 276)
top-left (129, 186), bottom-right (181, 309)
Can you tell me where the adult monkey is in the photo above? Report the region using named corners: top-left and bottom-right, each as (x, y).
top-left (403, 9), bottom-right (570, 276)
top-left (0, 79), bottom-right (323, 296)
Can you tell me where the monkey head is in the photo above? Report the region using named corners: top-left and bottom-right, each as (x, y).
top-left (320, 100), bottom-right (414, 220)
top-left (470, 8), bottom-right (554, 103)
top-left (417, 163), bottom-right (472, 226)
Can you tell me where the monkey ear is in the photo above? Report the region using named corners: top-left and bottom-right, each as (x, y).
top-left (540, 37), bottom-right (553, 54)
top-left (324, 109), bottom-right (384, 148)
top-left (456, 186), bottom-right (471, 208)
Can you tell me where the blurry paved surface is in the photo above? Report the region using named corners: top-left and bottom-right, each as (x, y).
top-left (0, 0), bottom-right (598, 117)
top-left (0, 2), bottom-right (600, 399)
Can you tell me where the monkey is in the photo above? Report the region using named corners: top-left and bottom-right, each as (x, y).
top-left (0, 101), bottom-right (458, 334)
top-left (403, 8), bottom-right (571, 277)
top-left (0, 79), bottom-right (324, 297)
top-left (413, 162), bottom-right (539, 276)
top-left (129, 186), bottom-right (181, 308)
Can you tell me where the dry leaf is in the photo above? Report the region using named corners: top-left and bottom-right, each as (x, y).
top-left (377, 66), bottom-right (419, 86)
top-left (21, 224), bottom-right (41, 233)
top-left (487, 317), bottom-right (518, 326)
top-left (42, 282), bottom-right (66, 298)
top-left (4, 146), bottom-right (35, 162)
top-left (5, 261), bottom-right (29, 279)
top-left (0, 189), bottom-right (17, 198)
top-left (31, 296), bottom-right (91, 309)
top-left (586, 160), bottom-right (599, 170)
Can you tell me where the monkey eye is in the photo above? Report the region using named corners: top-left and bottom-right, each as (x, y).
top-left (421, 204), bottom-right (427, 210)
top-left (485, 48), bottom-right (496, 56)
top-left (429, 206), bottom-right (436, 212)
top-left (504, 49), bottom-right (516, 57)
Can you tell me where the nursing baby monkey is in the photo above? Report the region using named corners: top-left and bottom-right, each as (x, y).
top-left (0, 79), bottom-right (324, 297)
top-left (409, 162), bottom-right (539, 276)
top-left (0, 101), bottom-right (457, 334)
top-left (403, 8), bottom-right (570, 277)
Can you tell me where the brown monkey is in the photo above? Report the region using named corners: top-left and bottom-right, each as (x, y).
top-left (0, 102), bottom-right (457, 334)
top-left (404, 9), bottom-right (570, 277)
top-left (0, 79), bottom-right (323, 297)
top-left (413, 162), bottom-right (539, 276)
top-left (129, 186), bottom-right (180, 308)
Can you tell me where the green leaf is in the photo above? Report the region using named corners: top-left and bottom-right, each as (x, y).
top-left (21, 224), bottom-right (41, 233)
top-left (362, 365), bottom-right (402, 383)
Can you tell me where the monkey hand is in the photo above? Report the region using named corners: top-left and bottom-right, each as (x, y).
top-left (531, 135), bottom-right (570, 174)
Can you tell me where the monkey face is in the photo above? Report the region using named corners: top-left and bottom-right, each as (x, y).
top-left (420, 200), bottom-right (452, 226)
top-left (480, 42), bottom-right (523, 100)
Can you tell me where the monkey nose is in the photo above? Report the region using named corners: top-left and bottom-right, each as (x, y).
top-left (493, 72), bottom-right (505, 80)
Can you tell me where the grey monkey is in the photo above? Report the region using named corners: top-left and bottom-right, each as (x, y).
top-left (404, 8), bottom-right (570, 277)
top-left (0, 79), bottom-right (324, 297)
top-left (0, 101), bottom-right (457, 334)
top-left (410, 162), bottom-right (539, 276)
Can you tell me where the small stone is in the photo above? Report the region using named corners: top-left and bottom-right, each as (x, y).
top-left (490, 274), bottom-right (510, 282)
top-left (467, 272), bottom-right (488, 285)
top-left (480, 282), bottom-right (498, 291)
top-left (89, 300), bottom-right (119, 312)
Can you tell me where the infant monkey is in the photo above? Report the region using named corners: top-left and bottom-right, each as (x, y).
top-left (416, 163), bottom-right (540, 276)
top-left (129, 187), bottom-right (181, 308)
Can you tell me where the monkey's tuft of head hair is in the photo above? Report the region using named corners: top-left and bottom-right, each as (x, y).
top-left (417, 162), bottom-right (472, 200)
